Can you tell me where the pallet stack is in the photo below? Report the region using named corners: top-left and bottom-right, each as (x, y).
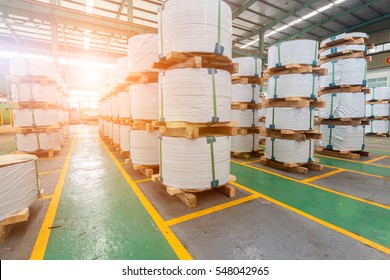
top-left (230, 57), bottom-right (263, 159)
top-left (151, 0), bottom-right (238, 207)
top-left (260, 40), bottom-right (325, 174)
top-left (317, 32), bottom-right (372, 159)
top-left (366, 86), bottom-right (390, 137)
top-left (8, 57), bottom-right (62, 158)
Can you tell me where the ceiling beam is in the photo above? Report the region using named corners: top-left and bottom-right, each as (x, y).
top-left (232, 0), bottom-right (258, 19)
top-left (0, 17), bottom-right (21, 46)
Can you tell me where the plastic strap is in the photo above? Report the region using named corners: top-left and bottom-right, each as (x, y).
top-left (36, 133), bottom-right (41, 151)
top-left (273, 75), bottom-right (279, 98)
top-left (31, 109), bottom-right (36, 127)
top-left (363, 60), bottom-right (367, 86)
top-left (159, 137), bottom-right (163, 182)
top-left (251, 84), bottom-right (256, 102)
top-left (308, 140), bottom-right (313, 162)
top-left (309, 107), bottom-right (313, 130)
top-left (207, 136), bottom-right (218, 188)
top-left (312, 41), bottom-right (318, 66)
top-left (159, 7), bottom-right (164, 57)
top-left (269, 107), bottom-right (275, 129)
top-left (370, 120), bottom-right (373, 133)
top-left (209, 68), bottom-right (219, 122)
top-left (271, 138), bottom-right (275, 160)
top-left (330, 60), bottom-right (336, 87)
top-left (329, 93), bottom-right (336, 119)
top-left (362, 126), bottom-right (366, 150)
top-left (327, 125), bottom-right (334, 150)
top-left (214, 0), bottom-right (224, 55)
top-left (370, 104), bottom-right (374, 118)
top-left (276, 44), bottom-right (281, 67)
top-left (159, 74), bottom-right (165, 122)
top-left (251, 109), bottom-right (256, 128)
top-left (372, 87), bottom-right (376, 101)
top-left (310, 74), bottom-right (316, 99)
top-left (252, 134), bottom-right (255, 151)
top-left (254, 58), bottom-right (259, 77)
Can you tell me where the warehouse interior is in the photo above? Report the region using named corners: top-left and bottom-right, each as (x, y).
top-left (0, 0), bottom-right (390, 261)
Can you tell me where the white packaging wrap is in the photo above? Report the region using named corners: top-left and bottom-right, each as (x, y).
top-left (128, 34), bottom-right (159, 72)
top-left (233, 57), bottom-right (262, 76)
top-left (130, 130), bottom-right (159, 165)
top-left (64, 124), bottom-right (69, 137)
top-left (319, 58), bottom-right (367, 87)
top-left (319, 125), bottom-right (365, 151)
top-left (116, 56), bottom-right (128, 83)
top-left (102, 100), bottom-right (107, 117)
top-left (58, 110), bottom-right (64, 124)
top-left (107, 121), bottom-right (113, 138)
top-left (160, 68), bottom-right (231, 122)
top-left (98, 119), bottom-right (104, 132)
top-left (119, 125), bottom-right (130, 152)
top-left (258, 107), bottom-right (267, 118)
top-left (267, 73), bottom-right (319, 98)
top-left (366, 103), bottom-right (389, 117)
top-left (9, 57), bottom-right (56, 78)
top-left (231, 110), bottom-right (259, 128)
top-left (111, 95), bottom-right (119, 118)
top-left (131, 83), bottom-right (159, 120)
top-left (231, 134), bottom-right (259, 153)
top-left (0, 154), bottom-right (39, 221)
top-left (11, 84), bottom-right (58, 103)
top-left (113, 124), bottom-right (120, 145)
top-left (158, 0), bottom-right (232, 59)
top-left (266, 107), bottom-right (314, 130)
top-left (13, 109), bottom-right (59, 127)
top-left (319, 92), bottom-right (366, 119)
top-left (16, 132), bottom-right (61, 152)
top-left (160, 136), bottom-right (231, 190)
top-left (368, 86), bottom-right (390, 101)
top-left (106, 98), bottom-right (112, 117)
top-left (265, 138), bottom-right (314, 163)
top-left (268, 40), bottom-right (318, 68)
top-left (231, 84), bottom-right (260, 103)
top-left (320, 44), bottom-right (366, 56)
top-left (368, 120), bottom-right (389, 134)
top-left (321, 32), bottom-right (368, 46)
top-left (103, 120), bottom-right (110, 137)
top-left (118, 91), bottom-right (131, 119)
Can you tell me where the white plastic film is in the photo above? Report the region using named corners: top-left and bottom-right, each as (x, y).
top-left (231, 84), bottom-right (260, 103)
top-left (320, 44), bottom-right (366, 56)
top-left (267, 73), bottom-right (319, 98)
top-left (0, 154), bottom-right (39, 221)
top-left (231, 134), bottom-right (259, 153)
top-left (233, 57), bottom-right (262, 76)
top-left (368, 120), bottom-right (389, 134)
top-left (368, 86), bottom-right (390, 101)
top-left (13, 109), bottom-right (59, 127)
top-left (119, 125), bottom-right (130, 152)
top-left (116, 56), bottom-right (128, 83)
top-left (265, 138), bottom-right (314, 163)
top-left (131, 83), bottom-right (159, 120)
top-left (319, 92), bottom-right (366, 119)
top-left (16, 132), bottom-right (61, 152)
top-left (258, 108), bottom-right (267, 118)
top-left (319, 125), bottom-right (365, 151)
top-left (58, 110), bottom-right (64, 124)
top-left (319, 58), bottom-right (367, 87)
top-left (160, 68), bottom-right (231, 122)
top-left (107, 121), bottom-right (113, 138)
top-left (128, 34), bottom-right (159, 72)
top-left (102, 100), bottom-right (107, 117)
top-left (231, 110), bottom-right (259, 128)
top-left (118, 91), bottom-right (131, 118)
top-left (268, 40), bottom-right (318, 68)
top-left (265, 107), bottom-right (314, 130)
top-left (106, 98), bottom-right (112, 117)
top-left (9, 57), bottom-right (56, 78)
top-left (160, 136), bottom-right (230, 191)
top-left (158, 0), bottom-right (232, 59)
top-left (321, 32), bottom-right (369, 45)
top-left (103, 120), bottom-right (110, 137)
top-left (130, 130), bottom-right (159, 165)
top-left (99, 119), bottom-right (104, 132)
top-left (111, 95), bottom-right (119, 118)
top-left (366, 103), bottom-right (389, 117)
top-left (11, 84), bottom-right (58, 103)
top-left (113, 124), bottom-right (120, 144)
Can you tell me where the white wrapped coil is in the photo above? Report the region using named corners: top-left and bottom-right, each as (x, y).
top-left (258, 107), bottom-right (267, 118)
top-left (231, 84), bottom-right (260, 103)
top-left (0, 154), bottom-right (39, 221)
top-left (128, 34), bottom-right (159, 72)
top-left (103, 120), bottom-right (110, 137)
top-left (268, 40), bottom-right (318, 68)
top-left (16, 132), bottom-right (61, 152)
top-left (158, 0), bottom-right (232, 59)
top-left (13, 109), bottom-right (59, 127)
top-left (98, 119), bottom-right (104, 132)
top-left (231, 134), bottom-right (259, 153)
top-left (119, 125), bottom-right (130, 152)
top-left (58, 110), bottom-right (64, 124)
top-left (9, 57), bottom-right (56, 78)
top-left (319, 58), bottom-right (367, 87)
top-left (111, 95), bottom-right (119, 118)
top-left (160, 68), bottom-right (231, 122)
top-left (319, 125), bottom-right (365, 151)
top-left (265, 107), bottom-right (314, 130)
top-left (366, 103), bottom-right (389, 117)
top-left (321, 32), bottom-right (368, 45)
top-left (116, 56), bottom-right (128, 83)
top-left (130, 130), bottom-right (159, 165)
top-left (319, 92), bottom-right (366, 119)
top-left (64, 124), bottom-right (69, 137)
top-left (368, 120), bottom-right (389, 134)
top-left (231, 110), bottom-right (259, 128)
top-left (106, 98), bottom-right (112, 117)
top-left (369, 86), bottom-right (390, 101)
top-left (267, 73), bottom-right (319, 98)
top-left (320, 44), bottom-right (366, 56)
top-left (232, 57), bottom-right (262, 76)
top-left (107, 121), bottom-right (113, 138)
top-left (11, 84), bottom-right (58, 103)
top-left (160, 136), bottom-right (230, 191)
top-left (131, 83), bottom-right (159, 120)
top-left (102, 100), bottom-right (107, 117)
top-left (118, 91), bottom-right (131, 118)
top-left (265, 138), bottom-right (314, 163)
top-left (113, 124), bottom-right (120, 145)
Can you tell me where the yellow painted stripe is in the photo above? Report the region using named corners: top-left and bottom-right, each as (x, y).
top-left (39, 170), bottom-right (62, 175)
top-left (100, 139), bottom-right (192, 260)
top-left (317, 154), bottom-right (390, 168)
top-left (38, 195), bottom-right (53, 200)
top-left (364, 155), bottom-right (388, 164)
top-left (166, 194), bottom-right (260, 227)
top-left (320, 164), bottom-right (388, 180)
top-left (302, 169), bottom-right (345, 183)
top-left (30, 136), bottom-right (77, 260)
top-left (232, 159), bottom-right (390, 211)
top-left (243, 159), bottom-right (261, 164)
top-left (231, 181), bottom-right (390, 255)
top-left (134, 178), bottom-right (152, 184)
top-left (0, 138), bottom-right (13, 145)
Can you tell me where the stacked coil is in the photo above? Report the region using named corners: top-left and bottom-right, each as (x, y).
top-left (366, 86), bottom-right (390, 136)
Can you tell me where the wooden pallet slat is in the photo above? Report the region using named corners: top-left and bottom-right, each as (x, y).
top-left (231, 76), bottom-right (264, 85)
top-left (13, 147), bottom-right (61, 158)
top-left (237, 127), bottom-right (262, 135)
top-left (0, 208), bottom-right (30, 244)
top-left (319, 118), bottom-right (370, 126)
top-left (231, 150), bottom-right (264, 160)
top-left (260, 127), bottom-right (322, 141)
top-left (315, 147), bottom-right (369, 160)
top-left (319, 51), bottom-right (370, 65)
top-left (6, 75), bottom-right (57, 85)
top-left (262, 97), bottom-right (325, 109)
top-left (319, 37), bottom-right (369, 50)
top-left (231, 102), bottom-right (262, 110)
top-left (260, 156), bottom-right (323, 174)
top-left (264, 64), bottom-right (327, 77)
top-left (133, 164), bottom-right (159, 178)
top-left (318, 85), bottom-right (370, 95)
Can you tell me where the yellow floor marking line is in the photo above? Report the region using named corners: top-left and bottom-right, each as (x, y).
top-left (0, 138), bottom-right (14, 145)
top-left (317, 154), bottom-right (390, 168)
top-left (166, 194), bottom-right (260, 227)
top-left (101, 139), bottom-right (192, 260)
top-left (231, 181), bottom-right (390, 255)
top-left (242, 159), bottom-right (261, 164)
top-left (39, 170), bottom-right (62, 175)
top-left (134, 178), bottom-right (153, 184)
top-left (320, 164), bottom-right (388, 180)
top-left (30, 136), bottom-right (77, 260)
top-left (364, 155), bottom-right (388, 164)
top-left (38, 195), bottom-right (53, 201)
top-left (231, 159), bottom-right (390, 211)
top-left (302, 169), bottom-right (346, 183)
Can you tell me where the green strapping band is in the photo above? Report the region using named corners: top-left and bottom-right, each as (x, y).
top-left (277, 44), bottom-right (281, 66)
top-left (208, 137), bottom-right (217, 188)
top-left (371, 104), bottom-right (374, 117)
top-left (328, 126), bottom-right (333, 148)
top-left (372, 87), bottom-right (375, 100)
top-left (252, 134), bottom-right (255, 151)
top-left (311, 75), bottom-right (315, 98)
top-left (271, 107), bottom-right (276, 129)
top-left (271, 138), bottom-right (275, 160)
top-left (159, 137), bottom-right (163, 181)
top-left (314, 42), bottom-right (318, 65)
top-left (254, 58), bottom-right (258, 76)
top-left (308, 140), bottom-right (312, 162)
top-left (309, 108), bottom-right (313, 130)
top-left (36, 134), bottom-right (41, 150)
top-left (252, 109), bottom-right (255, 127)
top-left (251, 85), bottom-right (255, 101)
top-left (159, 77), bottom-right (164, 121)
top-left (273, 76), bottom-right (278, 98)
top-left (211, 69), bottom-right (218, 120)
top-left (331, 61), bottom-right (336, 85)
top-left (330, 94), bottom-right (335, 118)
top-left (370, 120), bottom-right (373, 133)
top-left (363, 60), bottom-right (367, 83)
top-left (217, 0), bottom-right (222, 54)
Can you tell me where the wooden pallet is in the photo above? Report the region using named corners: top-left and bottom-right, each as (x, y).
top-left (318, 85), bottom-right (370, 95)
top-left (231, 150), bottom-right (264, 160)
top-left (153, 51), bottom-right (238, 74)
top-left (231, 102), bottom-right (261, 110)
top-left (260, 127), bottom-right (321, 141)
top-left (119, 150), bottom-right (130, 157)
top-left (319, 37), bottom-right (369, 50)
top-left (237, 127), bottom-right (261, 135)
top-left (6, 75), bottom-right (57, 85)
top-left (366, 100), bottom-right (390, 105)
top-left (131, 119), bottom-right (159, 131)
top-left (315, 147), bottom-right (369, 160)
top-left (13, 147), bottom-right (61, 158)
top-left (319, 51), bottom-right (371, 65)
top-left (13, 102), bottom-right (59, 109)
top-left (119, 118), bottom-right (133, 125)
top-left (259, 138), bottom-right (266, 146)
top-left (262, 97), bottom-right (325, 109)
top-left (231, 76), bottom-right (264, 85)
top-left (366, 132), bottom-right (389, 137)
top-left (366, 116), bottom-right (389, 121)
top-left (258, 116), bottom-right (266, 123)
top-left (260, 156), bottom-right (323, 174)
top-left (264, 64), bottom-right (327, 77)
top-left (319, 118), bottom-right (370, 126)
top-left (133, 164), bottom-right (159, 178)
top-left (126, 72), bottom-right (159, 84)
top-left (0, 208), bottom-right (30, 244)
top-left (15, 125), bottom-right (61, 134)
top-left (151, 174), bottom-right (236, 208)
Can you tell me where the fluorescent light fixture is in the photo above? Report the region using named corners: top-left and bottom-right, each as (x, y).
top-left (86, 0), bottom-right (94, 14)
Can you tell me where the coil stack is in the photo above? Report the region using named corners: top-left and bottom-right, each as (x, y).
top-left (152, 0), bottom-right (238, 207)
top-left (366, 86), bottom-right (390, 137)
top-left (260, 40), bottom-right (326, 174)
top-left (317, 32), bottom-right (372, 159)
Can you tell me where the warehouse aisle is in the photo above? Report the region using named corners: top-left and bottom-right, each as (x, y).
top-left (41, 126), bottom-right (178, 260)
